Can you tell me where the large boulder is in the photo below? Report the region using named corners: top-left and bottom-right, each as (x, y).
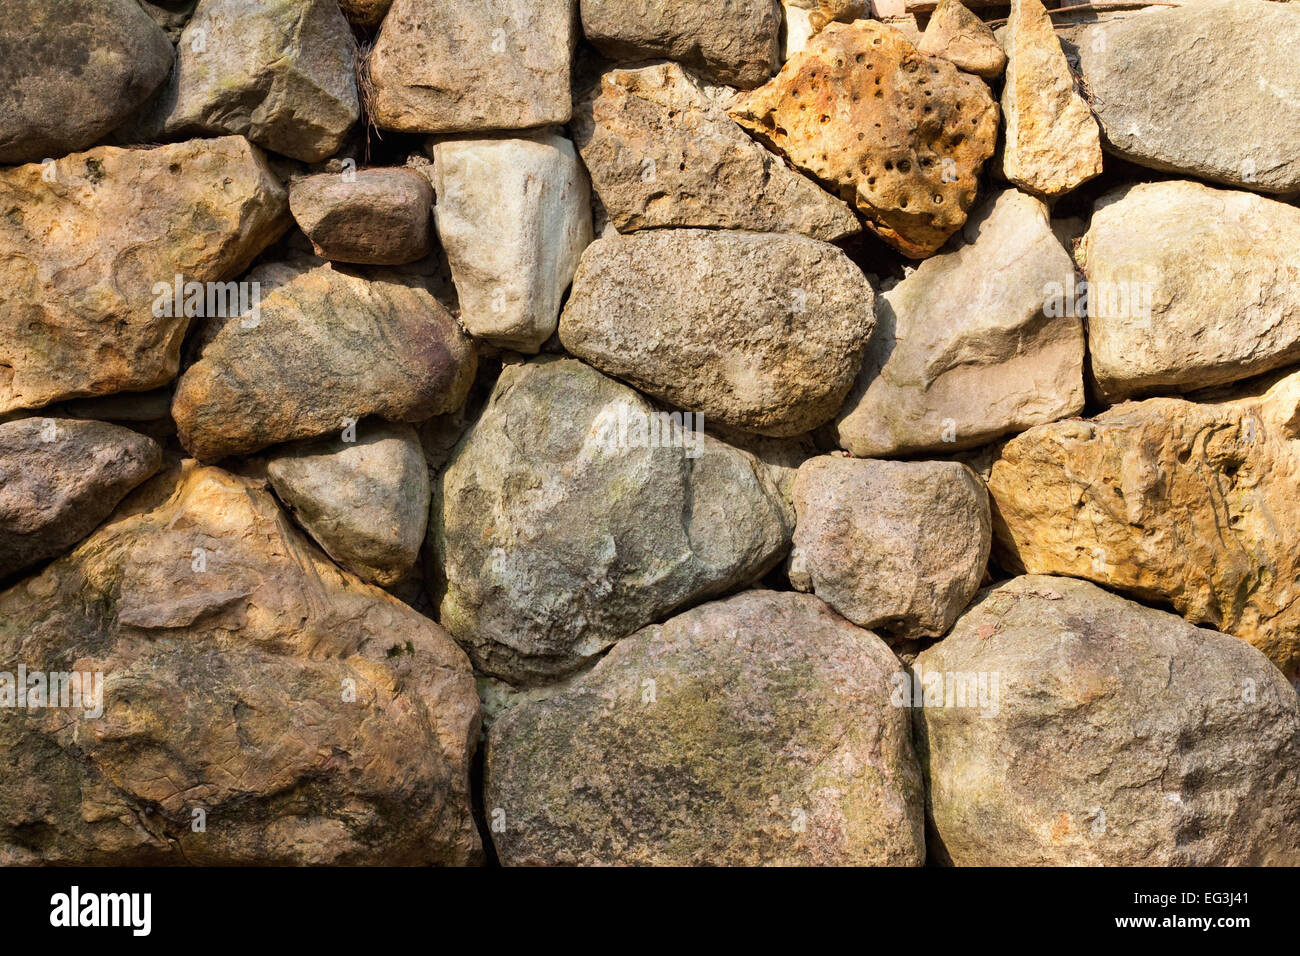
top-left (988, 369), bottom-right (1300, 682)
top-left (730, 20), bottom-right (999, 258)
top-left (560, 230), bottom-right (876, 437)
top-left (0, 137), bottom-right (288, 415)
top-left (997, 0), bottom-right (1102, 198)
top-left (790, 457), bottom-right (990, 641)
top-left (132, 0), bottom-right (359, 163)
top-left (1079, 180), bottom-right (1300, 403)
top-left (834, 189), bottom-right (1084, 457)
top-left (486, 590), bottom-right (925, 865)
top-left (367, 0), bottom-right (577, 134)
top-left (1073, 0), bottom-right (1300, 193)
top-left (0, 0), bottom-right (174, 165)
top-left (431, 357), bottom-right (792, 685)
top-left (267, 421), bottom-right (429, 589)
top-left (580, 0), bottom-right (781, 89)
top-left (289, 168), bottom-right (433, 266)
top-left (0, 419), bottom-right (161, 580)
top-left (571, 61), bottom-right (860, 242)
top-left (431, 132), bottom-right (592, 353)
top-left (0, 463), bottom-right (482, 865)
top-left (916, 575), bottom-right (1300, 865)
top-left (172, 264), bottom-right (476, 460)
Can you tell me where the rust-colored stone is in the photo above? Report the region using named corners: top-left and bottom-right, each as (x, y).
top-left (730, 20), bottom-right (998, 258)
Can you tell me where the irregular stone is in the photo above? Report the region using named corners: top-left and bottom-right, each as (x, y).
top-left (0, 419), bottom-right (161, 580)
top-left (133, 0), bottom-right (359, 163)
top-left (916, 575), bottom-right (1300, 865)
top-left (581, 0), bottom-right (781, 89)
top-left (290, 168), bottom-right (432, 265)
top-left (267, 421), bottom-right (428, 588)
top-left (431, 132), bottom-right (591, 353)
top-left (790, 457), bottom-right (990, 640)
top-left (560, 230), bottom-right (876, 437)
top-left (339, 0), bottom-right (393, 29)
top-left (998, 0), bottom-right (1102, 198)
top-left (0, 137), bottom-right (289, 415)
top-left (835, 189), bottom-right (1084, 457)
top-left (781, 1), bottom-right (818, 60)
top-left (572, 62), bottom-right (860, 242)
top-left (431, 357), bottom-right (792, 685)
top-left (987, 370), bottom-right (1300, 682)
top-left (367, 0), bottom-right (577, 133)
top-left (486, 590), bottom-right (925, 865)
top-left (172, 264), bottom-right (476, 461)
top-left (140, 0), bottom-right (198, 41)
top-left (730, 20), bottom-right (999, 258)
top-left (0, 0), bottom-right (174, 165)
top-left (1080, 180), bottom-right (1300, 403)
top-left (0, 463), bottom-right (482, 865)
top-left (1073, 0), bottom-right (1300, 193)
top-left (918, 0), bottom-right (1006, 78)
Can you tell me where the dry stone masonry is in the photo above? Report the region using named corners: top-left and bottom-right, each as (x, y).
top-left (0, 0), bottom-right (1296, 869)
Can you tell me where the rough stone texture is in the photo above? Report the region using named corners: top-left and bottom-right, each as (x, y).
top-left (782, 1), bottom-right (818, 60)
top-left (789, 457), bottom-right (990, 640)
top-left (560, 230), bottom-right (876, 437)
top-left (835, 189), bottom-right (1084, 457)
top-left (1080, 180), bottom-right (1300, 403)
top-left (998, 0), bottom-right (1102, 199)
top-left (572, 61), bottom-right (861, 241)
top-left (917, 575), bottom-right (1300, 865)
top-left (0, 137), bottom-right (289, 415)
top-left (339, 0), bottom-right (393, 29)
top-left (0, 0), bottom-right (174, 165)
top-left (367, 0), bottom-right (577, 134)
top-left (988, 370), bottom-right (1300, 683)
top-left (1073, 0), bottom-right (1300, 193)
top-left (730, 20), bottom-right (999, 258)
top-left (431, 357), bottom-right (793, 686)
top-left (918, 0), bottom-right (1006, 78)
top-left (580, 0), bottom-right (781, 89)
top-left (134, 0), bottom-right (359, 163)
top-left (0, 463), bottom-right (482, 865)
top-left (486, 590), bottom-right (925, 865)
top-left (0, 419), bottom-right (161, 581)
top-left (267, 421), bottom-right (428, 588)
top-left (432, 132), bottom-right (592, 353)
top-left (290, 168), bottom-right (433, 265)
top-left (172, 264), bottom-right (477, 460)
top-left (141, 0), bottom-right (199, 42)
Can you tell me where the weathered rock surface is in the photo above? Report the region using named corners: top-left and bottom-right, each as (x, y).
top-left (581, 0), bottom-right (781, 89)
top-left (290, 168), bottom-right (433, 265)
top-left (918, 0), bottom-right (1005, 78)
top-left (1073, 0), bottom-right (1300, 193)
top-left (835, 189), bottom-right (1084, 457)
top-left (173, 264), bottom-right (476, 460)
top-left (917, 575), bottom-right (1300, 865)
top-left (339, 0), bottom-right (393, 29)
top-left (1080, 180), bottom-right (1300, 403)
top-left (790, 457), bottom-right (990, 640)
top-left (486, 590), bottom-right (925, 865)
top-left (730, 20), bottom-right (999, 258)
top-left (0, 463), bottom-right (482, 865)
top-left (0, 137), bottom-right (288, 415)
top-left (432, 132), bottom-right (591, 352)
top-left (572, 61), bottom-right (860, 241)
top-left (0, 419), bottom-right (161, 580)
top-left (431, 357), bottom-right (792, 685)
top-left (267, 421), bottom-right (428, 588)
top-left (134, 0), bottom-right (359, 163)
top-left (368, 0), bottom-right (577, 133)
top-left (998, 0), bottom-right (1102, 198)
top-left (560, 230), bottom-right (876, 437)
top-left (988, 371), bottom-right (1300, 682)
top-left (0, 0), bottom-right (174, 165)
